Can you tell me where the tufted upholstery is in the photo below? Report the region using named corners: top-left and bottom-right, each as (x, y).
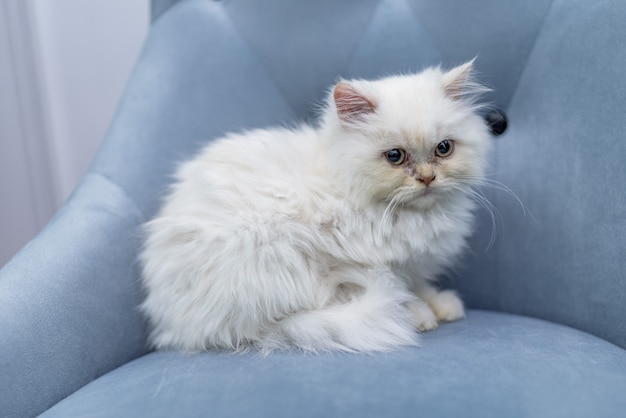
top-left (1, 0), bottom-right (625, 417)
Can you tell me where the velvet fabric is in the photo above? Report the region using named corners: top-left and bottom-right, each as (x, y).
top-left (0, 174), bottom-right (148, 417)
top-left (40, 312), bottom-right (626, 418)
top-left (1, 0), bottom-right (625, 416)
top-left (468, 0), bottom-right (626, 347)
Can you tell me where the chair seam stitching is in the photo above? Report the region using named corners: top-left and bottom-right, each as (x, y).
top-left (219, 1), bottom-right (297, 119)
top-left (505, 0), bottom-right (557, 110)
top-left (498, 0), bottom-right (556, 312)
top-left (88, 171), bottom-right (147, 223)
top-left (342, 0), bottom-right (385, 75)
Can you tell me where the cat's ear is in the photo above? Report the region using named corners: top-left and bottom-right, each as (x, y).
top-left (442, 59), bottom-right (475, 100)
top-left (333, 82), bottom-right (377, 124)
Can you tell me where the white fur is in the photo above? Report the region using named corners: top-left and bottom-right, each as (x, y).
top-left (140, 63), bottom-right (492, 353)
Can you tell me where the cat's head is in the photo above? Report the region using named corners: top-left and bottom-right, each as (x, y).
top-left (323, 60), bottom-right (492, 210)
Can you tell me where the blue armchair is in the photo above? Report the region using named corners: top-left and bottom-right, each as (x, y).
top-left (2, 1), bottom-right (625, 416)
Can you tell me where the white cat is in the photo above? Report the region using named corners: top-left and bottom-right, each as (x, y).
top-left (140, 61), bottom-right (492, 353)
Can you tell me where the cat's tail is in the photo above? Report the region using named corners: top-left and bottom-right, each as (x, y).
top-left (257, 269), bottom-right (420, 353)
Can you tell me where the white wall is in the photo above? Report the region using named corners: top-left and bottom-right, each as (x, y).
top-left (0, 0), bottom-right (149, 266)
top-left (0, 2), bottom-right (47, 263)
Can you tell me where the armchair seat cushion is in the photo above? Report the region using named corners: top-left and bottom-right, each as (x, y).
top-left (41, 311), bottom-right (626, 418)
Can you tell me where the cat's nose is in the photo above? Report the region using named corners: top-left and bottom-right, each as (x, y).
top-left (418, 174), bottom-right (436, 187)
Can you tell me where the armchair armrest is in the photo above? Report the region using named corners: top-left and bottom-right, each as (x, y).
top-left (0, 174), bottom-right (148, 418)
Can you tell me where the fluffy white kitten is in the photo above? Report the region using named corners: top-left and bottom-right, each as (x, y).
top-left (141, 61), bottom-right (492, 353)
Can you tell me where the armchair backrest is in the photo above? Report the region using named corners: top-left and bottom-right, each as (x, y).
top-left (458, 0), bottom-right (626, 348)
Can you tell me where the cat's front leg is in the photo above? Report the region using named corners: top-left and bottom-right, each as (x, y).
top-left (407, 298), bottom-right (438, 331)
top-left (412, 281), bottom-right (465, 324)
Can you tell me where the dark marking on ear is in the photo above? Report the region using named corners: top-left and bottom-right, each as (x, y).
top-left (333, 82), bottom-right (377, 123)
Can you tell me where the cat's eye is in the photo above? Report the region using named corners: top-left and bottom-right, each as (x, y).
top-left (385, 148), bottom-right (406, 165)
top-left (435, 140), bottom-right (454, 158)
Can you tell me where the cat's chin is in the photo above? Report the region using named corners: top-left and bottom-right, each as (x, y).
top-left (403, 188), bottom-right (440, 209)
top-left (405, 185), bottom-right (463, 210)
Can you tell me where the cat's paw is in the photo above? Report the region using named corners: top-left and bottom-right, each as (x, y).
top-left (428, 290), bottom-right (465, 323)
top-left (407, 299), bottom-right (438, 332)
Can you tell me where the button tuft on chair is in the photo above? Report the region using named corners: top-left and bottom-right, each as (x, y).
top-left (485, 109), bottom-right (508, 136)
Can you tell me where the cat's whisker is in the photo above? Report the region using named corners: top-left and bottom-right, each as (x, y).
top-left (456, 175), bottom-right (535, 223)
top-left (379, 191), bottom-right (409, 235)
top-left (473, 191), bottom-right (499, 251)
top-left (453, 185), bottom-right (500, 251)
